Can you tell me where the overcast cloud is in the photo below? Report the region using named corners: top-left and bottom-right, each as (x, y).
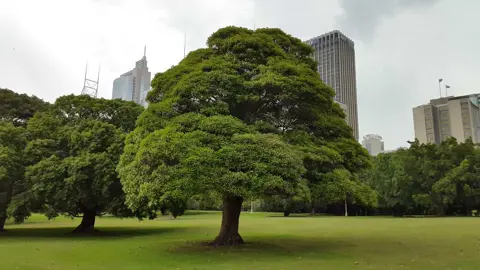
top-left (1, 0), bottom-right (478, 150)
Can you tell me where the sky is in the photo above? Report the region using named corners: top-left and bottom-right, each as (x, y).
top-left (1, 0), bottom-right (479, 150)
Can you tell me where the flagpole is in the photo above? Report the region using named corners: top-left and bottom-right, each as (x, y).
top-left (183, 31), bottom-right (187, 59)
top-left (438, 79), bottom-right (443, 98)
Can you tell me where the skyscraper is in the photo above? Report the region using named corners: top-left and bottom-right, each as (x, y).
top-left (306, 30), bottom-right (359, 140)
top-left (112, 47), bottom-right (151, 107)
top-left (362, 134), bottom-right (385, 156)
top-left (413, 94), bottom-right (480, 144)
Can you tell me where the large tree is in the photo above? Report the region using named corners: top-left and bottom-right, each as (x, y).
top-left (25, 95), bottom-right (143, 233)
top-left (0, 89), bottom-right (48, 232)
top-left (118, 26), bottom-right (371, 245)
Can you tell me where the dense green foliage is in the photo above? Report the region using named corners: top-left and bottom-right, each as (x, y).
top-left (0, 90), bottom-right (48, 231)
top-left (365, 138), bottom-right (480, 216)
top-left (0, 123), bottom-right (28, 231)
top-left (119, 113), bottom-right (307, 244)
top-left (118, 26), bottom-right (372, 245)
top-left (24, 95), bottom-right (143, 232)
top-left (0, 88), bottom-right (48, 126)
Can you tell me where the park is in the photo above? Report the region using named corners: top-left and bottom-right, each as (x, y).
top-left (1, 212), bottom-right (479, 269)
top-left (1, 26), bottom-right (480, 269)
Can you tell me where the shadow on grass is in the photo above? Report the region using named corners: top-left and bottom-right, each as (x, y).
top-left (268, 215), bottom-right (309, 218)
top-left (5, 221), bottom-right (51, 226)
top-left (168, 236), bottom-right (354, 258)
top-left (0, 226), bottom-right (187, 240)
top-left (183, 211), bottom-right (221, 216)
top-left (267, 214), bottom-right (328, 218)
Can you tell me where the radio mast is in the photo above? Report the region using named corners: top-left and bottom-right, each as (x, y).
top-left (81, 63), bottom-right (100, 98)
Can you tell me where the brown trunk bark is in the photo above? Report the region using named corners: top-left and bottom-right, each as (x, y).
top-left (344, 199), bottom-right (349, 217)
top-left (436, 205), bottom-right (445, 217)
top-left (0, 216), bottom-right (6, 232)
top-left (211, 196), bottom-right (244, 246)
top-left (1, 180), bottom-right (13, 232)
top-left (72, 209), bottom-right (97, 233)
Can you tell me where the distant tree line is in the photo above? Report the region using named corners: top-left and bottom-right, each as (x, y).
top-left (364, 138), bottom-right (480, 217)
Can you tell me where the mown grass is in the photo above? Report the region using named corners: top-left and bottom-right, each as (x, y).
top-left (1, 212), bottom-right (479, 270)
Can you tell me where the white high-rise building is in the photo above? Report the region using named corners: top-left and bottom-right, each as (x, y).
top-left (413, 94), bottom-right (480, 144)
top-left (112, 47), bottom-right (151, 107)
top-left (362, 134), bottom-right (385, 156)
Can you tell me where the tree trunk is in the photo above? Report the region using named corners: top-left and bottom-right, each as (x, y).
top-left (0, 180), bottom-right (13, 232)
top-left (283, 210), bottom-right (290, 217)
top-left (344, 199), bottom-right (349, 217)
top-left (0, 216), bottom-right (6, 232)
top-left (73, 209), bottom-right (97, 233)
top-left (211, 196), bottom-right (244, 246)
top-left (311, 207), bottom-right (316, 216)
top-left (436, 205), bottom-right (445, 217)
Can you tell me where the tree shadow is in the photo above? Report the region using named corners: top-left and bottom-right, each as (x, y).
top-left (164, 235), bottom-right (435, 268)
top-left (0, 226), bottom-right (187, 240)
top-left (267, 214), bottom-right (326, 218)
top-left (168, 236), bottom-right (355, 257)
top-left (183, 211), bottom-right (221, 216)
top-left (268, 215), bottom-right (308, 218)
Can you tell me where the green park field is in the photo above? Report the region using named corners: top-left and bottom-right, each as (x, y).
top-left (1, 212), bottom-right (479, 270)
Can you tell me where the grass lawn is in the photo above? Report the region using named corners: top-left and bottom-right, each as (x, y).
top-left (1, 212), bottom-right (479, 270)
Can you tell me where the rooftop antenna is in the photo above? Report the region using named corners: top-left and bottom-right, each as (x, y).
top-left (183, 31), bottom-right (187, 58)
top-left (144, 45), bottom-right (146, 58)
top-left (81, 62), bottom-right (100, 98)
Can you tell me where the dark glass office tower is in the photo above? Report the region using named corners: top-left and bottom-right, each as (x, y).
top-left (306, 30), bottom-right (359, 140)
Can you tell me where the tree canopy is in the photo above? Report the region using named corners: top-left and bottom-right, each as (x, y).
top-left (0, 88), bottom-right (48, 126)
top-left (25, 95), bottom-right (143, 233)
top-left (0, 89), bottom-right (48, 232)
top-left (0, 123), bottom-right (28, 231)
top-left (119, 26), bottom-right (372, 245)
